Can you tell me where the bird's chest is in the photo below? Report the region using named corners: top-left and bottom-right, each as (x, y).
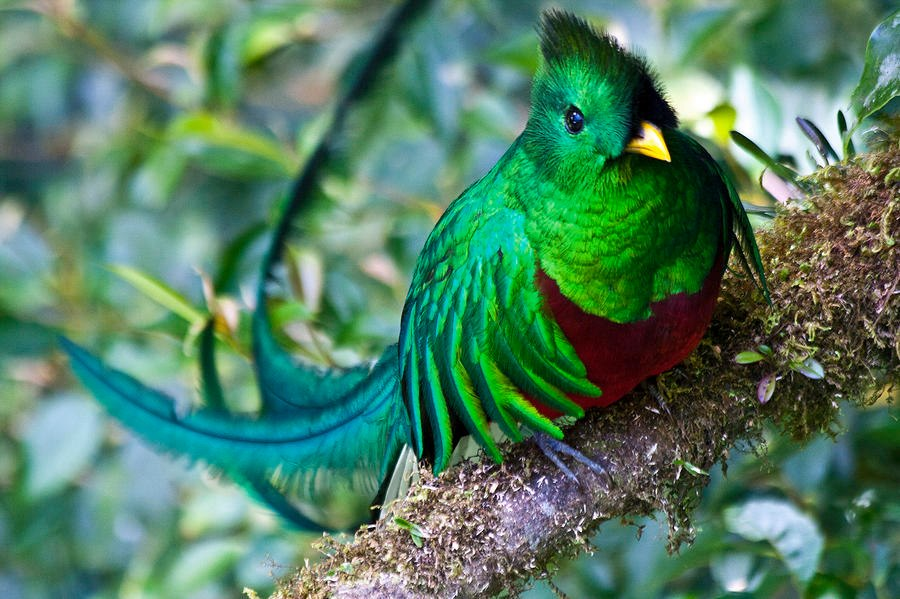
top-left (536, 251), bottom-right (725, 415)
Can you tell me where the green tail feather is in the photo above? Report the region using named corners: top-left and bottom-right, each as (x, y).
top-left (249, 0), bottom-right (432, 415)
top-left (62, 0), bottom-right (430, 529)
top-left (62, 336), bottom-right (408, 531)
top-left (251, 309), bottom-right (371, 414)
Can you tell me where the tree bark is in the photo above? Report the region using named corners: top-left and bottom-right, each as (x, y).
top-left (274, 147), bottom-right (899, 598)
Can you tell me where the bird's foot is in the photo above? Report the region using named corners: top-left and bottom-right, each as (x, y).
top-left (532, 432), bottom-right (610, 485)
top-left (641, 378), bottom-right (672, 418)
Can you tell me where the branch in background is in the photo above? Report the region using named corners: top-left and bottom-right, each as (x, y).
top-left (274, 146), bottom-right (899, 598)
top-left (29, 0), bottom-right (173, 102)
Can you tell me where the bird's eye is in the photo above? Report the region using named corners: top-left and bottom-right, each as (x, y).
top-left (564, 106), bottom-right (585, 134)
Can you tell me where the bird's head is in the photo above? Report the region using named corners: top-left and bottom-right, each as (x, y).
top-left (524, 10), bottom-right (677, 176)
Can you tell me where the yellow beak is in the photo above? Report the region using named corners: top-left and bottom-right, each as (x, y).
top-left (625, 121), bottom-right (671, 162)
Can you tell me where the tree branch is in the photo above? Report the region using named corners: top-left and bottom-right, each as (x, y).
top-left (274, 146), bottom-right (899, 598)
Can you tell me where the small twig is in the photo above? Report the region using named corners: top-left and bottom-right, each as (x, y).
top-left (28, 0), bottom-right (175, 103)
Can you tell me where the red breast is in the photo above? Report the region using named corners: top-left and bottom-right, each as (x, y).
top-left (536, 251), bottom-right (726, 416)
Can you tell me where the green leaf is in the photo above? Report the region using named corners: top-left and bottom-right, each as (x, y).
top-left (270, 300), bottom-right (314, 328)
top-left (850, 10), bottom-right (900, 124)
top-left (198, 318), bottom-right (227, 411)
top-left (707, 102), bottom-right (737, 146)
top-left (792, 357), bottom-right (825, 380)
top-left (394, 516), bottom-right (431, 547)
top-left (725, 498), bottom-right (824, 588)
top-left (735, 350), bottom-right (765, 364)
top-left (730, 130), bottom-right (807, 191)
top-left (107, 264), bottom-right (206, 325)
top-left (795, 117), bottom-right (838, 164)
top-left (673, 459), bottom-right (709, 477)
top-left (129, 144), bottom-right (188, 208)
top-left (837, 110), bottom-right (856, 157)
top-left (204, 23), bottom-right (245, 108)
top-left (241, 5), bottom-right (314, 65)
top-left (214, 221), bottom-right (268, 291)
top-left (243, 18), bottom-right (298, 65)
top-left (24, 395), bottom-right (103, 498)
top-left (806, 573), bottom-right (857, 599)
top-left (168, 112), bottom-right (295, 180)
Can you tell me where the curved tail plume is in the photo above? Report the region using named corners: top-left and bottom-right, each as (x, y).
top-left (251, 0), bottom-right (432, 415)
top-left (62, 336), bottom-right (408, 530)
top-left (62, 0), bottom-right (431, 530)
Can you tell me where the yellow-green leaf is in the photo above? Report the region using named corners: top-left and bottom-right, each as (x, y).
top-left (107, 264), bottom-right (205, 325)
top-left (735, 350), bottom-right (765, 364)
top-left (673, 459), bottom-right (709, 477)
top-left (169, 112), bottom-right (295, 180)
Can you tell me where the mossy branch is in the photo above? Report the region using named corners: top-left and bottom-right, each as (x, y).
top-left (274, 146), bottom-right (899, 599)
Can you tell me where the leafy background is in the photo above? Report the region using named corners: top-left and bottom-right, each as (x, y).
top-left (1, 0), bottom-right (897, 597)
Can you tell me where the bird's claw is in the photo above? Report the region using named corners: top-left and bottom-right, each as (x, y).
top-left (532, 432), bottom-right (611, 486)
top-left (642, 378), bottom-right (672, 418)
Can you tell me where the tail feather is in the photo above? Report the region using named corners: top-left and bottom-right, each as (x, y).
top-left (62, 337), bottom-right (408, 531)
top-left (64, 0), bottom-right (430, 530)
top-left (251, 309), bottom-right (371, 414)
top-left (249, 0), bottom-right (432, 416)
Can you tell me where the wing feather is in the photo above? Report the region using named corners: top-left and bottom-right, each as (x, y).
top-left (712, 154), bottom-right (770, 303)
top-left (399, 190), bottom-right (600, 472)
top-left (435, 306), bottom-right (499, 461)
top-left (464, 342), bottom-right (522, 443)
top-left (420, 343), bottom-right (454, 469)
top-left (479, 354), bottom-right (563, 439)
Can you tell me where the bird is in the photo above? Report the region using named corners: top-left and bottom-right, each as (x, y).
top-left (63, 9), bottom-right (768, 531)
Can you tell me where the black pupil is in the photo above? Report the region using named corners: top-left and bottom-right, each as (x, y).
top-left (565, 107), bottom-right (584, 134)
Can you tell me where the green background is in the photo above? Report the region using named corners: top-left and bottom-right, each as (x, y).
top-left (1, 1), bottom-right (896, 597)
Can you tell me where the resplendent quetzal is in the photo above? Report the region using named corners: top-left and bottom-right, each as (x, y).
top-left (63, 10), bottom-right (768, 531)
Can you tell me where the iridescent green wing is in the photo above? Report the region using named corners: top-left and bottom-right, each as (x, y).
top-left (710, 145), bottom-right (770, 303)
top-left (398, 188), bottom-right (601, 473)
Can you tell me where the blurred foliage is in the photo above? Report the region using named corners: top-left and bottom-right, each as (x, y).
top-left (0, 0), bottom-right (896, 597)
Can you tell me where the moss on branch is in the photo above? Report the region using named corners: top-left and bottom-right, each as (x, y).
top-left (274, 145), bottom-right (899, 599)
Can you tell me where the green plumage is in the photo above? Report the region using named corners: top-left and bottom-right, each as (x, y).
top-left (399, 13), bottom-right (766, 471)
top-left (62, 10), bottom-right (767, 531)
top-left (63, 336), bottom-right (407, 529)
